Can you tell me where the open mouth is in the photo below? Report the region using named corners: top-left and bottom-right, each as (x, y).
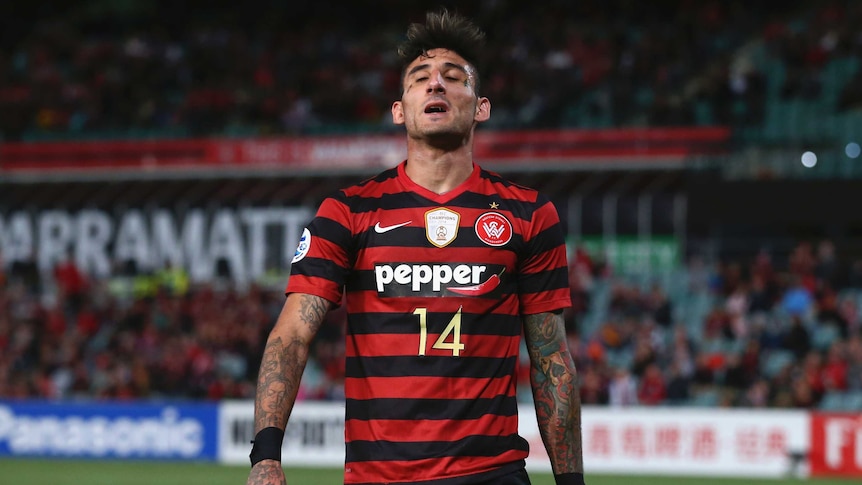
top-left (424, 103), bottom-right (448, 113)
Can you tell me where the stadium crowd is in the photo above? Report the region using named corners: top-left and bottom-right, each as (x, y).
top-left (2, 1), bottom-right (859, 141)
top-left (4, 0), bottom-right (862, 410)
top-left (2, 238), bottom-right (862, 410)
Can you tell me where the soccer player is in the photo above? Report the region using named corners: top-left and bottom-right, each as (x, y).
top-left (247, 8), bottom-right (585, 485)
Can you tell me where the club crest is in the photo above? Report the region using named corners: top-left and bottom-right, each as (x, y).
top-left (475, 212), bottom-right (512, 247)
top-left (425, 208), bottom-right (460, 248)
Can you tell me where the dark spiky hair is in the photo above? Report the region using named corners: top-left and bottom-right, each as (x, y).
top-left (397, 8), bottom-right (486, 94)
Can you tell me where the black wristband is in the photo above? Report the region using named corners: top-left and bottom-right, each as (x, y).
top-left (554, 472), bottom-right (585, 485)
top-left (249, 427), bottom-right (285, 467)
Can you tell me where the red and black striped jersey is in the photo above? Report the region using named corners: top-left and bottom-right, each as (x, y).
top-left (287, 161), bottom-right (571, 484)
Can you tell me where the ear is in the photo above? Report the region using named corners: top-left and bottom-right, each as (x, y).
top-left (474, 97), bottom-right (490, 123)
top-left (391, 100), bottom-right (405, 125)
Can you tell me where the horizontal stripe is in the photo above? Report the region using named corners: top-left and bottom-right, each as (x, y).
top-left (285, 276), bottom-right (344, 304)
top-left (345, 394), bottom-right (518, 421)
top-left (345, 308), bottom-right (523, 336)
top-left (346, 191), bottom-right (431, 213)
top-left (344, 375), bottom-right (516, 401)
top-left (307, 229), bottom-right (351, 262)
top-left (344, 169), bottom-right (398, 191)
top-left (345, 414), bottom-right (520, 443)
top-left (357, 209), bottom-right (524, 229)
top-left (454, 192), bottom-right (539, 220)
top-left (521, 227), bottom-right (564, 254)
top-left (307, 209), bottom-right (352, 242)
top-left (519, 293), bottom-right (572, 315)
top-left (345, 450), bottom-right (528, 485)
top-left (346, 434), bottom-right (529, 463)
top-left (340, 167), bottom-right (545, 213)
top-left (345, 333), bottom-right (520, 358)
top-left (344, 355), bottom-right (517, 379)
top-left (357, 226), bottom-right (524, 248)
top-left (516, 266), bottom-right (569, 292)
top-left (479, 169), bottom-right (537, 195)
top-left (346, 291), bottom-right (520, 322)
top-left (288, 254), bottom-right (346, 281)
top-left (352, 246), bottom-right (517, 270)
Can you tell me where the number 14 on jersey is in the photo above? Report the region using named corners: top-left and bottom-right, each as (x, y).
top-left (413, 307), bottom-right (465, 357)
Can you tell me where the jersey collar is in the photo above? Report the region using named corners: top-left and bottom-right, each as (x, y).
top-left (397, 160), bottom-right (481, 204)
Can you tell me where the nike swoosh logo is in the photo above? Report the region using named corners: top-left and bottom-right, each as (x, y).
top-left (374, 221), bottom-right (412, 233)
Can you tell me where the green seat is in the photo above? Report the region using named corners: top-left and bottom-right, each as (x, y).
top-left (760, 349), bottom-right (795, 378)
top-left (812, 324), bottom-right (841, 351)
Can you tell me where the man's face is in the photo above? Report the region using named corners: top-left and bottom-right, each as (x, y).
top-left (392, 48), bottom-right (490, 141)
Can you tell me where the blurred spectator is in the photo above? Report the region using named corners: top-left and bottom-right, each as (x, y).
top-left (817, 286), bottom-right (850, 338)
top-left (747, 274), bottom-right (774, 315)
top-left (840, 298), bottom-right (861, 337)
top-left (53, 252), bottom-right (88, 315)
top-left (782, 315), bottom-right (812, 360)
top-left (667, 325), bottom-right (697, 377)
top-left (739, 339), bottom-right (762, 377)
top-left (814, 239), bottom-right (839, 289)
top-left (846, 336), bottom-right (862, 390)
top-left (722, 352), bottom-right (750, 392)
top-left (567, 246), bottom-right (594, 331)
top-left (608, 368), bottom-right (639, 407)
top-left (702, 304), bottom-right (733, 342)
top-left (790, 376), bottom-right (819, 408)
top-left (849, 259), bottom-right (862, 288)
top-left (691, 352), bottom-right (718, 390)
top-left (740, 378), bottom-right (771, 408)
top-left (579, 365), bottom-right (610, 405)
top-left (4, 230), bottom-right (862, 411)
top-left (820, 341), bottom-right (848, 392)
top-left (636, 363), bottom-right (667, 405)
top-left (725, 281), bottom-right (750, 338)
top-left (799, 350), bottom-right (825, 403)
top-left (780, 276), bottom-right (814, 319)
top-left (630, 337), bottom-right (658, 378)
top-left (646, 283), bottom-right (673, 328)
top-left (665, 360), bottom-right (691, 405)
top-left (8, 254), bottom-right (41, 294)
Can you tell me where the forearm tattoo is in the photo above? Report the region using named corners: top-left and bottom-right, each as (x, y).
top-left (247, 461), bottom-right (285, 485)
top-left (253, 294), bottom-right (328, 431)
top-left (524, 312), bottom-right (584, 474)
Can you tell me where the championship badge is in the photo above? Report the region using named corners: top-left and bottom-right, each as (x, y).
top-left (425, 208), bottom-right (460, 248)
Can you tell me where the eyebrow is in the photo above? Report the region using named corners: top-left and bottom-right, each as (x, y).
top-left (406, 61), bottom-right (468, 78)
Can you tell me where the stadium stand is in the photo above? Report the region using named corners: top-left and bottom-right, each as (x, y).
top-left (3, 0), bottom-right (862, 411)
top-left (0, 0), bottom-right (818, 140)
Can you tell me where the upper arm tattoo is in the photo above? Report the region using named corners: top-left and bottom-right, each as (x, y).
top-left (523, 311), bottom-right (584, 474)
top-left (296, 294), bottom-right (329, 332)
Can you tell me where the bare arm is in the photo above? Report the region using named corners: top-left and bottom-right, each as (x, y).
top-left (247, 293), bottom-right (331, 485)
top-left (523, 311), bottom-right (583, 475)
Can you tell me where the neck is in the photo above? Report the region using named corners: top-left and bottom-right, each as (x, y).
top-left (403, 140), bottom-right (475, 195)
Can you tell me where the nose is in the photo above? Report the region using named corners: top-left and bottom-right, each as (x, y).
top-left (426, 70), bottom-right (446, 93)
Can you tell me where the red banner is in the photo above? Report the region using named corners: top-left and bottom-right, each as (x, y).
top-left (809, 413), bottom-right (862, 477)
top-left (0, 127), bottom-right (730, 175)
